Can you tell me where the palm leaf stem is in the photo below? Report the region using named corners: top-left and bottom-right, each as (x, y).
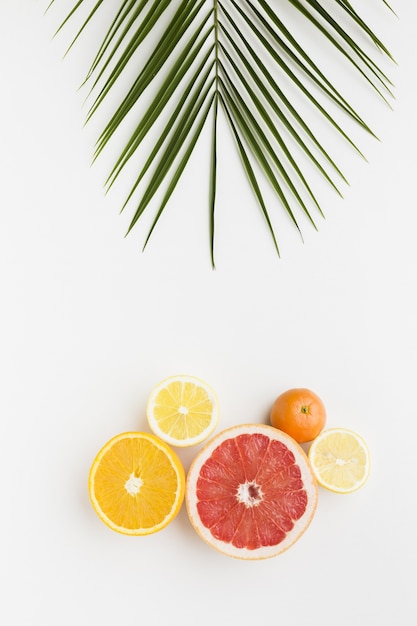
top-left (126, 76), bottom-right (217, 233)
top-left (209, 93), bottom-right (219, 268)
top-left (209, 0), bottom-right (221, 268)
top-left (142, 93), bottom-right (216, 250)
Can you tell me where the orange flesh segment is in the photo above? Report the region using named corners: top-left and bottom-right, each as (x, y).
top-left (92, 437), bottom-right (179, 530)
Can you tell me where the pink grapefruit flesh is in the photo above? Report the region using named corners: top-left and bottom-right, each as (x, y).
top-left (186, 424), bottom-right (318, 559)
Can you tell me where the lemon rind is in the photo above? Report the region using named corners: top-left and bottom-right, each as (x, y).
top-left (308, 427), bottom-right (370, 494)
top-left (146, 374), bottom-right (220, 447)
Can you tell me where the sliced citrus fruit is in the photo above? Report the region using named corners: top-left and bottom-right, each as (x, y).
top-left (186, 424), bottom-right (318, 559)
top-left (89, 432), bottom-right (185, 535)
top-left (308, 428), bottom-right (370, 494)
top-left (146, 375), bottom-right (219, 447)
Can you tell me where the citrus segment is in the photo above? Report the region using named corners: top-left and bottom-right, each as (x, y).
top-left (89, 432), bottom-right (185, 535)
top-left (308, 428), bottom-right (370, 494)
top-left (186, 424), bottom-right (318, 559)
top-left (146, 375), bottom-right (219, 447)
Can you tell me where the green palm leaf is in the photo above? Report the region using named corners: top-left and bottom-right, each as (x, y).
top-left (50, 0), bottom-right (395, 265)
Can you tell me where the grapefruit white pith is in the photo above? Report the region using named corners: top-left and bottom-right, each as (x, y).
top-left (186, 424), bottom-right (318, 559)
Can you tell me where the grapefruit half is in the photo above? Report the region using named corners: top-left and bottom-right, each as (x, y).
top-left (186, 424), bottom-right (318, 559)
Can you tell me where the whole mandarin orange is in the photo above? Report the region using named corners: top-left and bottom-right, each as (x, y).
top-left (270, 388), bottom-right (326, 443)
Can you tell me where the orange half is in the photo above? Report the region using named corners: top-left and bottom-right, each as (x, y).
top-left (89, 432), bottom-right (185, 535)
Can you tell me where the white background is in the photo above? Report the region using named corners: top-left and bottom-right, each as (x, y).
top-left (1, 1), bottom-right (416, 625)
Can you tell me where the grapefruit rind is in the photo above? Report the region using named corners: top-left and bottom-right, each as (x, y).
top-left (308, 428), bottom-right (370, 494)
top-left (146, 374), bottom-right (220, 447)
top-left (185, 424), bottom-right (318, 560)
top-left (89, 432), bottom-right (185, 535)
